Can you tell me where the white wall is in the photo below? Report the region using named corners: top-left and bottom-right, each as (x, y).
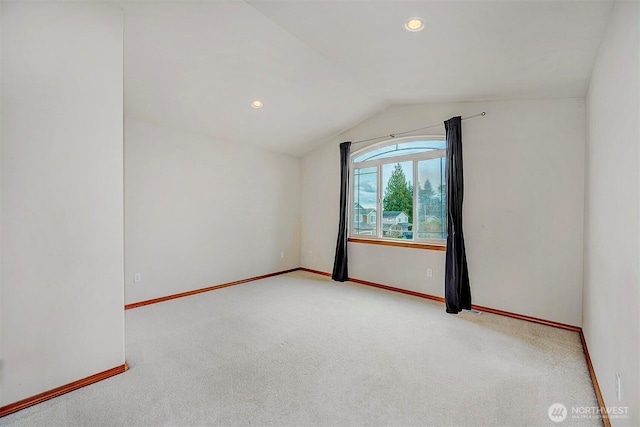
top-left (302, 99), bottom-right (585, 326)
top-left (584, 1), bottom-right (639, 425)
top-left (124, 118), bottom-right (300, 304)
top-left (1, 2), bottom-right (124, 405)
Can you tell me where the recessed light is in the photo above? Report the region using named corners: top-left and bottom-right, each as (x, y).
top-left (251, 100), bottom-right (263, 109)
top-left (404, 18), bottom-right (424, 32)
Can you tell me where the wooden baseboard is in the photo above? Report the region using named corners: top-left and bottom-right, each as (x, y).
top-left (579, 331), bottom-right (611, 427)
top-left (301, 268), bottom-right (608, 424)
top-left (349, 277), bottom-right (447, 304)
top-left (0, 363), bottom-right (128, 418)
top-left (302, 269), bottom-right (582, 332)
top-left (125, 268), bottom-right (300, 309)
top-left (470, 303), bottom-right (581, 332)
top-left (4, 268), bottom-right (607, 423)
top-left (299, 267), bottom-right (332, 277)
top-left (350, 277), bottom-right (579, 331)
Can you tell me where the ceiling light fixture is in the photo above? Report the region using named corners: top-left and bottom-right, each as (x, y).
top-left (404, 18), bottom-right (424, 32)
top-left (251, 100), bottom-right (263, 109)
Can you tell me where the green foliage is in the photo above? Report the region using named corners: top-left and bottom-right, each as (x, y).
top-left (416, 178), bottom-right (447, 239)
top-left (438, 182), bottom-right (446, 214)
top-left (422, 179), bottom-right (435, 198)
top-left (383, 163), bottom-right (413, 223)
top-left (418, 179), bottom-right (437, 221)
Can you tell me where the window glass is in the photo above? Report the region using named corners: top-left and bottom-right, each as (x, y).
top-left (353, 167), bottom-right (377, 236)
top-left (353, 140), bottom-right (445, 163)
top-left (381, 161), bottom-right (413, 239)
top-left (417, 158), bottom-right (447, 240)
top-left (351, 138), bottom-right (446, 243)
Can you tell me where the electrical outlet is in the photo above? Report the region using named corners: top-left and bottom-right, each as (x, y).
top-left (134, 273), bottom-right (142, 283)
top-left (616, 373), bottom-right (621, 401)
top-left (308, 250), bottom-right (312, 256)
top-left (280, 252), bottom-right (285, 259)
top-left (427, 268), bottom-right (433, 277)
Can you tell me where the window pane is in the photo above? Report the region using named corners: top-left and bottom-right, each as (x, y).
top-left (417, 157), bottom-right (447, 240)
top-left (353, 140), bottom-right (446, 163)
top-left (353, 167), bottom-right (377, 236)
top-left (381, 161), bottom-right (413, 239)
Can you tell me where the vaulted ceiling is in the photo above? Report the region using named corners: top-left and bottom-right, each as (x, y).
top-left (120, 1), bottom-right (613, 156)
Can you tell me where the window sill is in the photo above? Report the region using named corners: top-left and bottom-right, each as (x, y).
top-left (348, 237), bottom-right (446, 251)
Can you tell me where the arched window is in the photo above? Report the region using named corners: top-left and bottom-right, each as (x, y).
top-left (351, 137), bottom-right (447, 242)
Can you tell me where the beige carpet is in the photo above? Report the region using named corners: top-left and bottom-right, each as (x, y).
top-left (2, 270), bottom-right (601, 426)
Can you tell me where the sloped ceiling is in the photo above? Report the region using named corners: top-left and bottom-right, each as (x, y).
top-left (121, 1), bottom-right (613, 156)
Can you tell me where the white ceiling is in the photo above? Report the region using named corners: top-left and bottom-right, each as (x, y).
top-left (121, 0), bottom-right (613, 156)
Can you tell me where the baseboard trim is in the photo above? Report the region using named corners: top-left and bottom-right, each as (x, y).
top-left (469, 303), bottom-right (581, 332)
top-left (6, 269), bottom-right (605, 422)
top-left (299, 267), bottom-right (332, 277)
top-left (0, 363), bottom-right (128, 418)
top-left (125, 268), bottom-right (300, 309)
top-left (303, 268), bottom-right (583, 331)
top-left (579, 331), bottom-right (611, 427)
top-left (349, 277), bottom-right (447, 304)
top-left (349, 276), bottom-right (580, 330)
top-left (301, 268), bottom-right (608, 424)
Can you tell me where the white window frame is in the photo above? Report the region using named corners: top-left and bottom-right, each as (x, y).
top-left (350, 135), bottom-right (446, 244)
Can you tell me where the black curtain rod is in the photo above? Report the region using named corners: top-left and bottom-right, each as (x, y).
top-left (352, 111), bottom-right (486, 145)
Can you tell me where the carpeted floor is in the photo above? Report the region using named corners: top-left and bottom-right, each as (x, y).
top-left (2, 271), bottom-right (602, 426)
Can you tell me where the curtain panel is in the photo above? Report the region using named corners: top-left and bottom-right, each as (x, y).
top-left (332, 141), bottom-right (351, 282)
top-left (444, 117), bottom-right (471, 313)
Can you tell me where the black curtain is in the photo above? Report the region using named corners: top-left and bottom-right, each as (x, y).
top-left (332, 141), bottom-right (351, 282)
top-left (444, 117), bottom-right (471, 313)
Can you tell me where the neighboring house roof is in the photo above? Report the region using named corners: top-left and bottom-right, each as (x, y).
top-left (382, 211), bottom-right (407, 218)
top-left (354, 203), bottom-right (376, 215)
